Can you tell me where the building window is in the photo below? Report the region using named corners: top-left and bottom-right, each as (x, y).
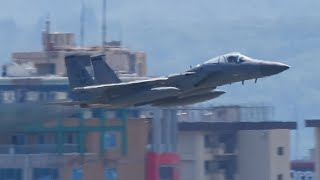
top-left (104, 133), bottom-right (117, 150)
top-left (55, 92), bottom-right (68, 100)
top-left (204, 161), bottom-right (217, 174)
top-left (277, 147), bottom-right (284, 156)
top-left (105, 168), bottom-right (118, 180)
top-left (277, 174), bottom-right (283, 180)
top-left (159, 165), bottom-right (175, 180)
top-left (3, 91), bottom-right (15, 103)
top-left (33, 168), bottom-right (58, 180)
top-left (37, 134), bottom-right (45, 144)
top-left (92, 109), bottom-right (105, 118)
top-left (0, 168), bottom-right (22, 180)
top-left (46, 133), bottom-right (57, 144)
top-left (204, 134), bottom-right (218, 148)
top-left (38, 92), bottom-right (48, 101)
top-left (26, 91), bottom-right (39, 101)
top-left (64, 132), bottom-right (78, 144)
top-left (72, 168), bottom-right (83, 180)
top-left (47, 92), bottom-right (57, 101)
top-left (12, 134), bottom-right (26, 145)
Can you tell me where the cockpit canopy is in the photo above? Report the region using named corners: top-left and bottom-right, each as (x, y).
top-left (204, 53), bottom-right (252, 64)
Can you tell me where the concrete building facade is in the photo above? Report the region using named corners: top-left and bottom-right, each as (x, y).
top-left (8, 19), bottom-right (147, 77)
top-left (238, 129), bottom-right (290, 180)
top-left (0, 114), bottom-right (149, 180)
top-left (11, 44), bottom-right (147, 77)
top-left (178, 122), bottom-right (295, 180)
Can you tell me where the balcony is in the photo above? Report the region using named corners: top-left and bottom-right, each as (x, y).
top-left (0, 144), bottom-right (79, 154)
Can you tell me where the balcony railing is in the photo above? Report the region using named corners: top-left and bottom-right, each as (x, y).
top-left (0, 144), bottom-right (79, 154)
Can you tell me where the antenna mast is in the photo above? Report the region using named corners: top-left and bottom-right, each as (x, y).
top-left (102, 0), bottom-right (107, 47)
top-left (80, 0), bottom-right (85, 47)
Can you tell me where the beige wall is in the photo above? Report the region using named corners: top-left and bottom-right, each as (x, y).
top-left (178, 131), bottom-right (205, 180)
top-left (178, 131), bottom-right (231, 180)
top-left (12, 48), bottom-right (147, 77)
top-left (238, 129), bottom-right (290, 180)
top-left (135, 52), bottom-right (147, 76)
top-left (269, 130), bottom-right (290, 180)
top-left (179, 129), bottom-right (291, 180)
top-left (238, 130), bottom-right (270, 180)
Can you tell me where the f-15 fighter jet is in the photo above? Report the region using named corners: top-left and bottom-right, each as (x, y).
top-left (61, 53), bottom-right (289, 108)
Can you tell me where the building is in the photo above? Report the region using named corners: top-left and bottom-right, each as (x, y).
top-left (0, 82), bottom-right (297, 180)
top-left (305, 120), bottom-right (320, 180)
top-left (177, 107), bottom-right (296, 180)
top-left (176, 105), bottom-right (274, 122)
top-left (291, 160), bottom-right (314, 180)
top-left (0, 69), bottom-right (153, 180)
top-left (0, 109), bottom-right (149, 180)
top-left (7, 19), bottom-right (147, 77)
top-left (0, 17), bottom-right (151, 179)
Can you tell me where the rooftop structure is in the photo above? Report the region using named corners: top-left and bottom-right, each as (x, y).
top-left (5, 19), bottom-right (146, 77)
top-left (176, 105), bottom-right (274, 122)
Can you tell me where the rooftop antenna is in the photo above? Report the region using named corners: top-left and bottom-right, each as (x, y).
top-left (45, 14), bottom-right (51, 34)
top-left (43, 14), bottom-right (51, 51)
top-left (102, 0), bottom-right (107, 48)
top-left (80, 0), bottom-right (85, 47)
top-left (119, 24), bottom-right (123, 45)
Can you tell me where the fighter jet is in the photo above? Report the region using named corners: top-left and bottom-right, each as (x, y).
top-left (61, 52), bottom-right (289, 108)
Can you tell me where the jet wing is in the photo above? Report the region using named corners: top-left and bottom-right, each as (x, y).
top-left (48, 101), bottom-right (116, 108)
top-left (47, 101), bottom-right (83, 106)
top-left (73, 77), bottom-right (168, 92)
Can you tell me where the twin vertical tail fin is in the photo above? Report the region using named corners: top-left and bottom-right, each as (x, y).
top-left (64, 54), bottom-right (121, 104)
top-left (65, 53), bottom-right (120, 88)
top-left (91, 54), bottom-right (121, 84)
top-left (65, 54), bottom-right (95, 89)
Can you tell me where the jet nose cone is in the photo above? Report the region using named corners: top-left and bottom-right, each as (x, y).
top-left (260, 62), bottom-right (290, 77)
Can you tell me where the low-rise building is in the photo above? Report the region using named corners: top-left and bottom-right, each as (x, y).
top-left (6, 19), bottom-right (147, 77)
top-left (178, 121), bottom-right (296, 180)
top-left (0, 110), bottom-right (149, 180)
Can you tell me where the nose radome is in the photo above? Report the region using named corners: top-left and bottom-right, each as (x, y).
top-left (260, 62), bottom-right (290, 76)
